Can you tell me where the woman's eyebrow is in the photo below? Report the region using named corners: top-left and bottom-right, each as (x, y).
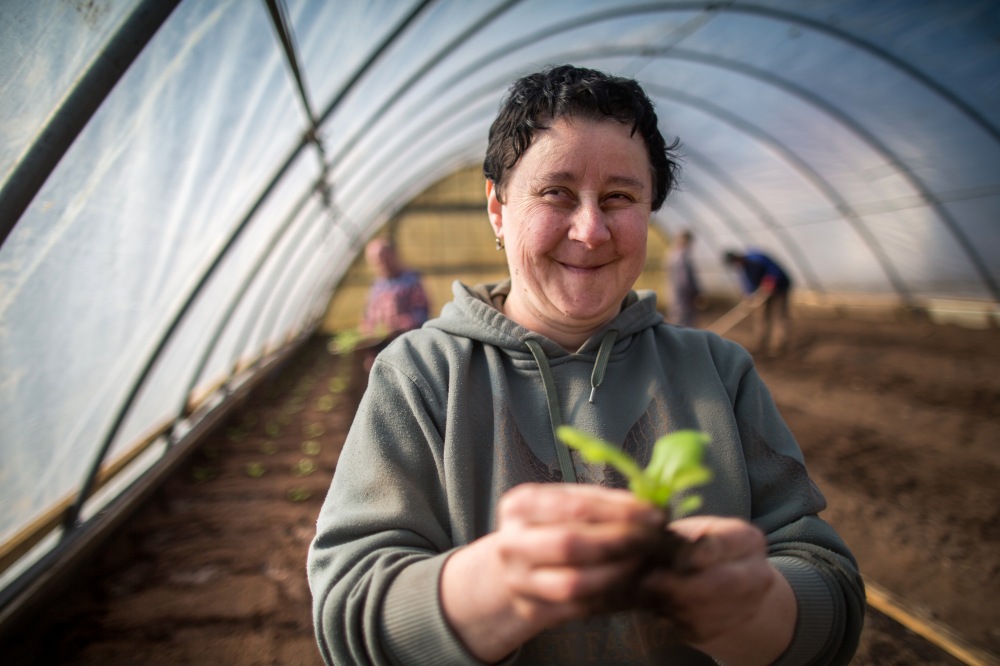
top-left (605, 175), bottom-right (646, 189)
top-left (533, 171), bottom-right (646, 189)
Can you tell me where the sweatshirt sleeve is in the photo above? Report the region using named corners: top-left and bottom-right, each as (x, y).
top-left (307, 356), bottom-right (487, 666)
top-left (727, 353), bottom-right (866, 666)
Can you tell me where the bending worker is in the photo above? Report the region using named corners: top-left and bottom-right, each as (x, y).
top-left (723, 250), bottom-right (793, 356)
top-left (309, 65), bottom-right (863, 666)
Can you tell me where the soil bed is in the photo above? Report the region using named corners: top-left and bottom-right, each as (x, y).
top-left (4, 308), bottom-right (998, 665)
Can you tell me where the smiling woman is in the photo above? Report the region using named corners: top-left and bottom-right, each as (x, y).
top-left (307, 65), bottom-right (865, 666)
top-left (485, 117), bottom-right (654, 349)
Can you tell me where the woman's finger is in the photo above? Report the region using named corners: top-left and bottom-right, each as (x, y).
top-left (667, 516), bottom-right (766, 571)
top-left (639, 551), bottom-right (778, 642)
top-left (497, 519), bottom-right (665, 568)
top-left (508, 556), bottom-right (646, 606)
top-left (499, 482), bottom-right (666, 527)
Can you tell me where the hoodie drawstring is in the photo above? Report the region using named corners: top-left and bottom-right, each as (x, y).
top-left (589, 330), bottom-right (618, 403)
top-left (525, 339), bottom-right (576, 483)
top-left (524, 330), bottom-right (618, 484)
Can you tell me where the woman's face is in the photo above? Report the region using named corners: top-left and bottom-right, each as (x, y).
top-left (487, 117), bottom-right (652, 347)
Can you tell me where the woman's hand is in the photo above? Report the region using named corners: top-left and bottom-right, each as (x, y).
top-left (639, 516), bottom-right (797, 666)
top-left (441, 483), bottom-right (666, 662)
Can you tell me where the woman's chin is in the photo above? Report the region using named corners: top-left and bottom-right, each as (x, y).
top-left (556, 297), bottom-right (621, 326)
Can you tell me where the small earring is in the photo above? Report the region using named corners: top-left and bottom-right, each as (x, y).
top-left (495, 237), bottom-right (504, 251)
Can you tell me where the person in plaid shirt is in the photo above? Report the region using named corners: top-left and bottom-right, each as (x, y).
top-left (361, 237), bottom-right (430, 369)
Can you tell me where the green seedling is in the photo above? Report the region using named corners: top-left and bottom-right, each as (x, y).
top-left (301, 440), bottom-right (322, 456)
top-left (556, 426), bottom-right (712, 516)
top-left (304, 422), bottom-right (324, 438)
top-left (245, 462), bottom-right (266, 478)
top-left (292, 458), bottom-right (317, 477)
top-left (287, 487), bottom-right (312, 502)
top-left (328, 329), bottom-right (363, 355)
top-left (316, 395), bottom-right (335, 412)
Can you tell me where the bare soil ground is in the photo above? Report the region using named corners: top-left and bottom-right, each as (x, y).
top-left (4, 307), bottom-right (999, 665)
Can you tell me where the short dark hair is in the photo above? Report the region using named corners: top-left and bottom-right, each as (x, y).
top-left (483, 64), bottom-right (681, 211)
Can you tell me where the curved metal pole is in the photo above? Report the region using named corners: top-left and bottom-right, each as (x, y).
top-left (660, 197), bottom-right (728, 261)
top-left (62, 0), bottom-right (434, 531)
top-left (331, 3), bottom-right (999, 302)
top-left (655, 196), bottom-right (742, 294)
top-left (253, 216), bottom-right (336, 354)
top-left (324, 0), bottom-right (524, 172)
top-left (674, 166), bottom-right (825, 293)
top-left (736, 2), bottom-right (1000, 146)
top-left (646, 81), bottom-right (915, 302)
top-left (316, 0), bottom-right (436, 127)
top-left (223, 201), bottom-right (329, 376)
top-left (63, 142), bottom-right (309, 531)
top-left (172, 184), bottom-right (320, 425)
top-left (681, 148), bottom-right (825, 293)
top-left (422, 2), bottom-right (999, 151)
top-left (652, 47), bottom-right (1000, 302)
top-left (263, 0), bottom-right (330, 184)
top-left (345, 47), bottom-right (961, 304)
top-left (264, 0), bottom-right (317, 124)
top-left (0, 0), bottom-right (181, 250)
top-left (276, 248), bottom-right (340, 349)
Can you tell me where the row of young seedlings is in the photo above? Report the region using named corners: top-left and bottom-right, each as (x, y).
top-left (191, 334), bottom-right (357, 502)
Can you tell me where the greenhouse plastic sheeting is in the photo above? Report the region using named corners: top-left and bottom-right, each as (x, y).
top-left (1, 0), bottom-right (998, 611)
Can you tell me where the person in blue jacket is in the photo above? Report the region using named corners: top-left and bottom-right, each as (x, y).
top-left (724, 250), bottom-right (792, 356)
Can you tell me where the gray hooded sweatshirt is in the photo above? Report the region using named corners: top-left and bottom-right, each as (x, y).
top-left (308, 281), bottom-right (864, 666)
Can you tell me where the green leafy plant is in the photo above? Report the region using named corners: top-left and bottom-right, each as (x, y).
top-left (292, 458), bottom-right (317, 477)
top-left (556, 426), bottom-right (712, 516)
top-left (328, 329), bottom-right (363, 355)
top-left (287, 487), bottom-right (312, 502)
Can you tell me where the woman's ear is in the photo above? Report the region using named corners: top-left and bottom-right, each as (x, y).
top-left (486, 179), bottom-right (503, 239)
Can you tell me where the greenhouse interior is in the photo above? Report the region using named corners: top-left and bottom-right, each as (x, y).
top-left (2, 1), bottom-right (998, 664)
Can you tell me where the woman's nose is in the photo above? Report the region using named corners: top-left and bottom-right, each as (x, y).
top-left (567, 200), bottom-right (611, 246)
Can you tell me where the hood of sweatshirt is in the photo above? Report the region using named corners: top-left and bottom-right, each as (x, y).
top-left (425, 279), bottom-right (664, 357)
top-left (425, 281), bottom-right (666, 484)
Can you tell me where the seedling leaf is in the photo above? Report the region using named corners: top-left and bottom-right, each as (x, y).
top-left (557, 426), bottom-right (711, 515)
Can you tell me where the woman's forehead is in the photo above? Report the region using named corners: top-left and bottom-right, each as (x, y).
top-left (513, 118), bottom-right (652, 185)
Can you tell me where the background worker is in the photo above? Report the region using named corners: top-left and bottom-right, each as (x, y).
top-left (723, 250), bottom-right (793, 356)
top-left (359, 236), bottom-right (430, 370)
top-left (665, 229), bottom-right (700, 327)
